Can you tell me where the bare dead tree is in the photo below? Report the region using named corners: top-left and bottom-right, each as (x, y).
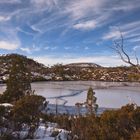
top-left (112, 31), bottom-right (140, 72)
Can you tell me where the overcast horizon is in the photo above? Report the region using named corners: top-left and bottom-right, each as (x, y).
top-left (0, 0), bottom-right (140, 67)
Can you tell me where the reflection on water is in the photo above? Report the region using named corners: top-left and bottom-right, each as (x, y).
top-left (0, 81), bottom-right (140, 108)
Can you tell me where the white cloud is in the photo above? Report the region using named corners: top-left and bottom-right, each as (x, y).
top-left (33, 55), bottom-right (129, 67)
top-left (102, 20), bottom-right (140, 41)
top-left (20, 45), bottom-right (40, 54)
top-left (133, 46), bottom-right (140, 51)
top-left (31, 0), bottom-right (58, 10)
top-left (111, 0), bottom-right (140, 11)
top-left (44, 46), bottom-right (57, 50)
top-left (0, 41), bottom-right (19, 50)
top-left (121, 21), bottom-right (140, 31)
top-left (129, 37), bottom-right (140, 43)
top-left (73, 20), bottom-right (97, 30)
top-left (65, 0), bottom-right (105, 20)
top-left (30, 25), bottom-right (42, 33)
top-left (17, 27), bottom-right (34, 36)
top-left (20, 47), bottom-right (31, 54)
top-left (0, 18), bottom-right (20, 43)
top-left (64, 0), bottom-right (140, 33)
top-left (0, 16), bottom-right (10, 22)
top-left (102, 30), bottom-right (122, 40)
top-left (64, 0), bottom-right (110, 31)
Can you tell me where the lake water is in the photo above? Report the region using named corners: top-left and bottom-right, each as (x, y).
top-left (1, 81), bottom-right (140, 108)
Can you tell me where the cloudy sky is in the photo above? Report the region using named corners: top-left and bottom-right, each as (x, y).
top-left (0, 0), bottom-right (140, 66)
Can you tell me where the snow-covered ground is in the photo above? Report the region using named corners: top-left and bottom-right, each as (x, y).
top-left (19, 122), bottom-right (70, 140)
top-left (34, 123), bottom-right (69, 140)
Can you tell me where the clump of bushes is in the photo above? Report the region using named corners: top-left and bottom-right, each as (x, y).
top-left (49, 104), bottom-right (140, 140)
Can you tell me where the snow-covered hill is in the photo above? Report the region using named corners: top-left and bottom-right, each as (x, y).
top-left (0, 54), bottom-right (139, 82)
top-left (65, 62), bottom-right (101, 68)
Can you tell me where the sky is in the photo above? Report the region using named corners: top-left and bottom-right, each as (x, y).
top-left (0, 0), bottom-right (140, 67)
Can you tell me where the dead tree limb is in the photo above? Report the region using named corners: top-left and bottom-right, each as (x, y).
top-left (112, 31), bottom-right (140, 72)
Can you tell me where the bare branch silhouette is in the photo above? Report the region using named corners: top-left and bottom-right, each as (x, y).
top-left (112, 31), bottom-right (140, 72)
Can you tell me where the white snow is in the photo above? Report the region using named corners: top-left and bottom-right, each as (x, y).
top-left (0, 103), bottom-right (13, 107)
top-left (33, 122), bottom-right (70, 140)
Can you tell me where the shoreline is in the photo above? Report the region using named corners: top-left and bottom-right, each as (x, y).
top-left (1, 80), bottom-right (140, 88)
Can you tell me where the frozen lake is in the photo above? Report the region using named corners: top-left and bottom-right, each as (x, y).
top-left (1, 81), bottom-right (140, 108)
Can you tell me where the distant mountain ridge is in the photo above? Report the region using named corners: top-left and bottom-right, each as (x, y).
top-left (65, 63), bottom-right (101, 68)
top-left (0, 53), bottom-right (139, 82)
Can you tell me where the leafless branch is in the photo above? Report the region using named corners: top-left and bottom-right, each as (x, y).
top-left (112, 30), bottom-right (140, 72)
top-left (134, 51), bottom-right (139, 65)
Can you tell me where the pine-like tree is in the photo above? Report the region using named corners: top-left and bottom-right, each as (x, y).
top-left (1, 55), bottom-right (31, 103)
top-left (86, 87), bottom-right (98, 114)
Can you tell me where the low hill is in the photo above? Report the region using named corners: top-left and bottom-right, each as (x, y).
top-left (0, 54), bottom-right (48, 82)
top-left (65, 63), bottom-right (101, 68)
top-left (0, 54), bottom-right (139, 82)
